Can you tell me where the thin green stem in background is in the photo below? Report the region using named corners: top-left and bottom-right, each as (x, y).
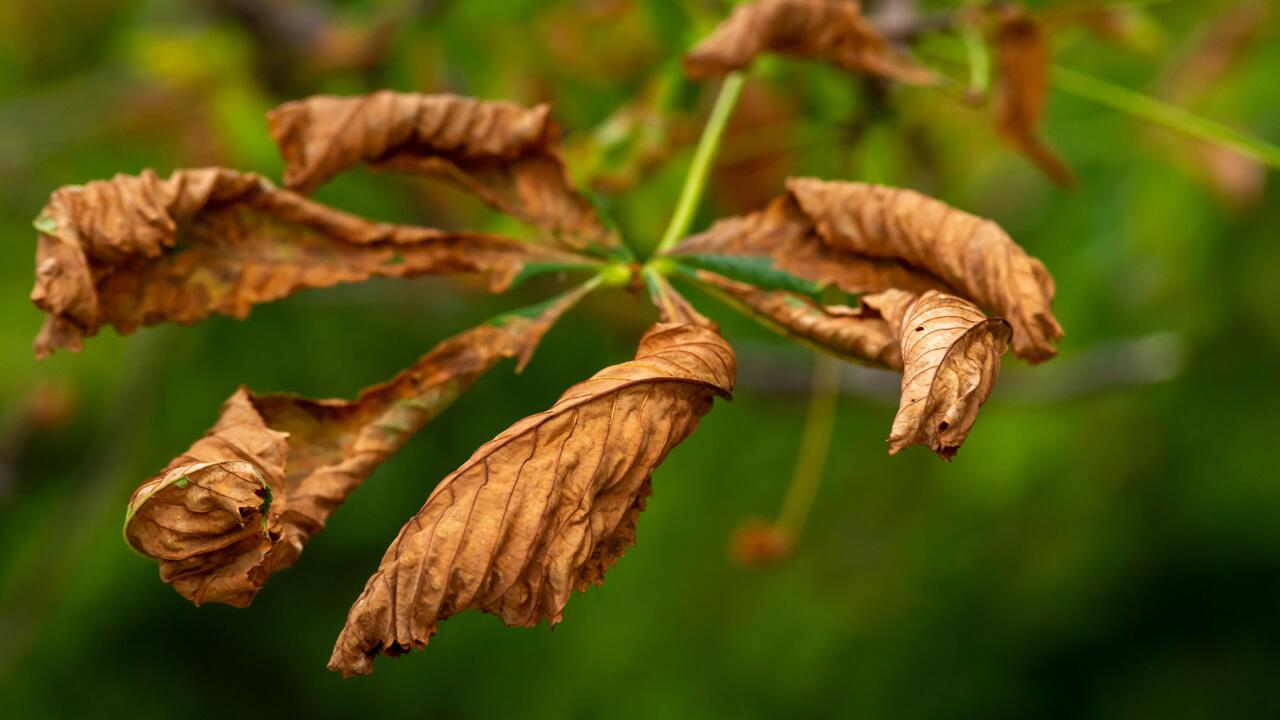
top-left (961, 20), bottom-right (990, 101)
top-left (777, 353), bottom-right (841, 539)
top-left (1052, 64), bottom-right (1280, 170)
top-left (653, 71), bottom-right (747, 257)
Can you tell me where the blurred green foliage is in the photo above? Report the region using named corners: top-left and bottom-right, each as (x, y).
top-left (2, 1), bottom-right (1279, 717)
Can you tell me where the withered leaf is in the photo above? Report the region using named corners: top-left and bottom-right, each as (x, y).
top-left (684, 0), bottom-right (935, 86)
top-left (267, 92), bottom-right (615, 250)
top-left (672, 193), bottom-right (951, 298)
top-left (991, 5), bottom-right (1075, 186)
top-left (785, 178), bottom-right (1062, 363)
top-left (864, 289), bottom-right (1010, 459)
top-left (328, 322), bottom-right (736, 677)
top-left (694, 269), bottom-right (901, 368)
top-left (30, 168), bottom-right (592, 359)
top-left (647, 271), bottom-right (714, 327)
top-left (124, 309), bottom-right (580, 608)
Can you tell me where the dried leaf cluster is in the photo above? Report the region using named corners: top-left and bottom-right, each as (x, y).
top-left (27, 0), bottom-right (1065, 677)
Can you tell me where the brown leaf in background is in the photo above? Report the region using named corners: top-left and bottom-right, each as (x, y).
top-left (30, 168), bottom-right (592, 358)
top-left (566, 78), bottom-right (698, 195)
top-left (684, 0), bottom-right (935, 86)
top-left (695, 270), bottom-right (902, 368)
top-left (673, 194), bottom-right (951, 297)
top-left (328, 322), bottom-right (736, 677)
top-left (200, 0), bottom-right (400, 95)
top-left (865, 289), bottom-right (1010, 459)
top-left (786, 178), bottom-right (1061, 363)
top-left (990, 4), bottom-right (1075, 186)
top-left (1156, 0), bottom-right (1269, 207)
top-left (124, 311), bottom-right (579, 607)
top-left (267, 92), bottom-right (615, 250)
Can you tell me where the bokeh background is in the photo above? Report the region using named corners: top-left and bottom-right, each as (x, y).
top-left (2, 0), bottom-right (1278, 717)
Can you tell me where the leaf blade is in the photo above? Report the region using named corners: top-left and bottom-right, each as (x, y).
top-left (327, 322), bottom-right (736, 676)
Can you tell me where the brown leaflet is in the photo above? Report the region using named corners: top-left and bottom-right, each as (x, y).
top-left (786, 178), bottom-right (1062, 363)
top-left (29, 168), bottom-right (591, 359)
top-left (864, 289), bottom-right (1010, 459)
top-left (124, 310), bottom-right (579, 608)
top-left (267, 92), bottom-right (615, 250)
top-left (647, 272), bottom-right (714, 327)
top-left (1156, 0), bottom-right (1269, 207)
top-left (671, 194), bottom-right (950, 296)
top-left (684, 0), bottom-right (935, 86)
top-left (695, 269), bottom-right (901, 369)
top-left (328, 322), bottom-right (737, 677)
top-left (990, 4), bottom-right (1075, 186)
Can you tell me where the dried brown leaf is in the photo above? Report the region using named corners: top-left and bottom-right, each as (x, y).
top-left (1156, 0), bottom-right (1269, 207)
top-left (990, 5), bottom-right (1075, 186)
top-left (647, 271), bottom-right (715, 327)
top-left (673, 194), bottom-right (951, 297)
top-left (865, 289), bottom-right (1010, 459)
top-left (267, 92), bottom-right (615, 250)
top-left (124, 312), bottom-right (575, 607)
top-left (685, 0), bottom-right (935, 86)
top-left (786, 178), bottom-right (1062, 363)
top-left (328, 322), bottom-right (737, 676)
top-left (696, 269), bottom-right (901, 368)
top-left (29, 168), bottom-right (590, 359)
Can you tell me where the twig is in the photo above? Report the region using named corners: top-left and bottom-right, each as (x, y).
top-left (776, 353), bottom-right (841, 539)
top-left (1051, 64), bottom-right (1280, 170)
top-left (653, 72), bottom-right (747, 257)
top-left (735, 333), bottom-right (1182, 405)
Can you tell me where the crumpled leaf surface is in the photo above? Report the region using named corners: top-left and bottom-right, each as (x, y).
top-left (991, 5), bottom-right (1075, 186)
top-left (864, 289), bottom-right (1011, 459)
top-left (328, 322), bottom-right (736, 677)
top-left (684, 0), bottom-right (935, 86)
top-left (30, 167), bottom-right (590, 358)
top-left (124, 312), bottom-right (575, 607)
top-left (673, 193), bottom-right (951, 297)
top-left (786, 177), bottom-right (1062, 362)
top-left (267, 91), bottom-right (615, 250)
top-left (695, 269), bottom-right (901, 368)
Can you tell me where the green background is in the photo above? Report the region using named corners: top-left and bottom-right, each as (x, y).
top-left (2, 0), bottom-right (1278, 717)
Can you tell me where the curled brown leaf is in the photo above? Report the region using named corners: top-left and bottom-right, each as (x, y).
top-left (990, 4), bottom-right (1075, 186)
top-left (865, 289), bottom-right (1011, 459)
top-left (672, 193), bottom-right (951, 297)
top-left (684, 0), bottom-right (935, 86)
top-left (328, 322), bottom-right (736, 677)
top-left (124, 313), bottom-right (574, 607)
top-left (29, 168), bottom-right (591, 359)
top-left (695, 269), bottom-right (901, 368)
top-left (267, 92), bottom-right (615, 250)
top-left (786, 178), bottom-right (1062, 363)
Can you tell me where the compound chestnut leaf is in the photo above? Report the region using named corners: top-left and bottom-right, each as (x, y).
top-left (29, 168), bottom-right (591, 358)
top-left (328, 322), bottom-right (736, 677)
top-left (123, 307), bottom-right (580, 608)
top-left (267, 91), bottom-right (616, 250)
top-left (684, 0), bottom-right (935, 85)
